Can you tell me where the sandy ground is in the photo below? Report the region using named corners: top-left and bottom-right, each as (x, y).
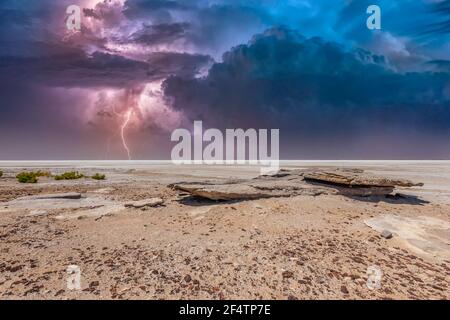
top-left (0, 161), bottom-right (449, 300)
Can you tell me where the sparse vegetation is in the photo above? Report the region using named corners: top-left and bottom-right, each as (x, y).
top-left (54, 171), bottom-right (84, 180)
top-left (34, 170), bottom-right (52, 177)
top-left (92, 173), bottom-right (106, 180)
top-left (0, 170), bottom-right (3, 178)
top-left (16, 172), bottom-right (38, 183)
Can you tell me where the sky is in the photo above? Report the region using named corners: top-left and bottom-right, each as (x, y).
top-left (0, 0), bottom-right (449, 160)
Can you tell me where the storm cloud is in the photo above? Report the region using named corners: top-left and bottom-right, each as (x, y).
top-left (163, 27), bottom-right (450, 158)
top-left (0, 0), bottom-right (449, 159)
top-left (127, 22), bottom-right (190, 46)
top-left (1, 49), bottom-right (212, 88)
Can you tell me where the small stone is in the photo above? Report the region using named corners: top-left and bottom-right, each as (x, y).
top-left (9, 265), bottom-right (22, 272)
top-left (340, 285), bottom-right (349, 294)
top-left (282, 271), bottom-right (294, 279)
top-left (184, 275), bottom-right (192, 283)
top-left (54, 289), bottom-right (65, 296)
top-left (253, 203), bottom-right (263, 209)
top-left (380, 230), bottom-right (393, 239)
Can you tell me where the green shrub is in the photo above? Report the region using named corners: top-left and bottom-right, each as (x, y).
top-left (92, 173), bottom-right (106, 180)
top-left (0, 170), bottom-right (3, 178)
top-left (54, 171), bottom-right (84, 180)
top-left (16, 172), bottom-right (38, 183)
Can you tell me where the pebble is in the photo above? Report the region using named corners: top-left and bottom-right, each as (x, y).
top-left (380, 230), bottom-right (393, 239)
top-left (340, 285), bottom-right (349, 294)
top-left (282, 271), bottom-right (294, 279)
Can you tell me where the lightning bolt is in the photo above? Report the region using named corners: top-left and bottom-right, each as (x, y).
top-left (120, 109), bottom-right (132, 160)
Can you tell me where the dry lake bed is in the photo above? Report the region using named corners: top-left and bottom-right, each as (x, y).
top-left (0, 161), bottom-right (449, 299)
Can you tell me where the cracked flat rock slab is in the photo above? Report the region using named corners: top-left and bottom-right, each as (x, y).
top-left (54, 204), bottom-right (124, 221)
top-left (174, 184), bottom-right (288, 200)
top-left (3, 193), bottom-right (125, 220)
top-left (303, 171), bottom-right (423, 188)
top-left (171, 168), bottom-right (424, 201)
top-left (5, 196), bottom-right (113, 210)
top-left (365, 214), bottom-right (450, 259)
top-left (172, 182), bottom-right (328, 201)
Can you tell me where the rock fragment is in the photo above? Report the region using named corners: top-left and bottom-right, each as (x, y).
top-left (340, 285), bottom-right (349, 294)
top-left (124, 198), bottom-right (164, 209)
top-left (380, 230), bottom-right (393, 239)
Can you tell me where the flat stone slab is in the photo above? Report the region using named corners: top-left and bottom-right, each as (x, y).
top-left (124, 198), bottom-right (164, 208)
top-left (14, 192), bottom-right (82, 201)
top-left (4, 195), bottom-right (125, 220)
top-left (303, 171), bottom-right (423, 188)
top-left (54, 204), bottom-right (124, 220)
top-left (173, 180), bottom-right (328, 201)
top-left (170, 168), bottom-right (424, 201)
top-left (6, 196), bottom-right (112, 210)
top-left (365, 214), bottom-right (450, 259)
top-left (174, 184), bottom-right (286, 200)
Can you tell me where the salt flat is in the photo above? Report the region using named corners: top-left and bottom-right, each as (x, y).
top-left (0, 161), bottom-right (448, 299)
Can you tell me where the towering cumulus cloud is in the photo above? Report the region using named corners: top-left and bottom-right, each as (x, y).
top-left (0, 0), bottom-right (449, 159)
top-left (163, 27), bottom-right (450, 158)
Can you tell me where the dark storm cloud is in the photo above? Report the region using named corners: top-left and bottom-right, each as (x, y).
top-left (47, 51), bottom-right (151, 88)
top-left (81, 0), bottom-right (124, 27)
top-left (122, 0), bottom-right (272, 56)
top-left (123, 0), bottom-right (188, 14)
top-left (423, 0), bottom-right (450, 35)
top-left (122, 0), bottom-right (190, 22)
top-left (0, 8), bottom-right (33, 27)
top-left (119, 0), bottom-right (446, 66)
top-left (163, 27), bottom-right (450, 138)
top-left (1, 0), bottom-right (450, 159)
top-left (427, 59), bottom-right (450, 72)
top-left (83, 8), bottom-right (102, 20)
top-left (0, 44), bottom-right (212, 88)
top-left (147, 51), bottom-right (213, 78)
top-left (0, 46), bottom-right (150, 88)
top-left (127, 22), bottom-right (190, 45)
top-left (186, 3), bottom-right (271, 48)
top-left (0, 1), bottom-right (213, 89)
